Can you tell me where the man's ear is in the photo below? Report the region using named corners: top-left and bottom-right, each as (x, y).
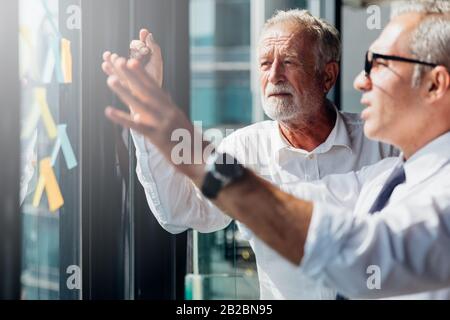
top-left (425, 66), bottom-right (450, 101)
top-left (323, 62), bottom-right (339, 94)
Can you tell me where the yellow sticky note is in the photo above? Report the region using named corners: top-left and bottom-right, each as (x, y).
top-left (19, 26), bottom-right (39, 80)
top-left (21, 101), bottom-right (41, 139)
top-left (32, 158), bottom-right (64, 212)
top-left (35, 88), bottom-right (58, 139)
top-left (32, 170), bottom-right (46, 208)
top-left (61, 38), bottom-right (73, 83)
top-left (19, 26), bottom-right (33, 48)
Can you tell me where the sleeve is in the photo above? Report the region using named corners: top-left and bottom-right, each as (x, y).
top-left (300, 182), bottom-right (450, 299)
top-left (131, 131), bottom-right (232, 234)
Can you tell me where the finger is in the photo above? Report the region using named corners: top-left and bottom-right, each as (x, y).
top-left (103, 51), bottom-right (112, 62)
top-left (116, 60), bottom-right (152, 102)
top-left (108, 56), bottom-right (130, 88)
top-left (107, 75), bottom-right (158, 116)
top-left (126, 60), bottom-right (169, 104)
top-left (126, 59), bottom-right (153, 88)
top-left (140, 29), bottom-right (150, 43)
top-left (105, 107), bottom-right (154, 136)
top-left (110, 53), bottom-right (119, 64)
top-left (145, 32), bottom-right (154, 48)
top-left (112, 57), bottom-right (129, 82)
top-left (102, 61), bottom-right (115, 76)
top-left (127, 58), bottom-right (162, 89)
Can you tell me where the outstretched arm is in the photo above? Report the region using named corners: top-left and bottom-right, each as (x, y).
top-left (103, 55), bottom-right (314, 264)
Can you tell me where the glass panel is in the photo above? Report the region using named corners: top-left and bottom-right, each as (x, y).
top-left (189, 0), bottom-right (256, 300)
top-left (19, 0), bottom-right (81, 300)
top-left (190, 0), bottom-right (252, 129)
top-left (188, 0), bottom-right (308, 300)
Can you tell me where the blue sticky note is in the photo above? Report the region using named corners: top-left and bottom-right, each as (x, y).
top-left (42, 37), bottom-right (64, 84)
top-left (51, 38), bottom-right (64, 83)
top-left (51, 124), bottom-right (78, 170)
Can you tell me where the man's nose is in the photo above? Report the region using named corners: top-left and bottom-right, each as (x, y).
top-left (268, 60), bottom-right (286, 84)
top-left (354, 71), bottom-right (372, 92)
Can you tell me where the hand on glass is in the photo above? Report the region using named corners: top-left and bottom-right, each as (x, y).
top-left (104, 57), bottom-right (206, 185)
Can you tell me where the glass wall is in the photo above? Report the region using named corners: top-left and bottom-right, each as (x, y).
top-left (19, 0), bottom-right (81, 300)
top-left (12, 0), bottom-right (190, 301)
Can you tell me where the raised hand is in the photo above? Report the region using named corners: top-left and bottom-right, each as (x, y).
top-left (104, 57), bottom-right (207, 184)
top-left (102, 28), bottom-right (163, 89)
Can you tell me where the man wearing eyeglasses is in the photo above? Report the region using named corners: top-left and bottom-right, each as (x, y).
top-left (103, 10), bottom-right (398, 300)
top-left (104, 1), bottom-right (450, 299)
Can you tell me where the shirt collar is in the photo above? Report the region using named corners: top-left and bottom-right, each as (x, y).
top-left (402, 131), bottom-right (450, 187)
top-left (271, 104), bottom-right (353, 165)
top-left (314, 105), bottom-right (353, 154)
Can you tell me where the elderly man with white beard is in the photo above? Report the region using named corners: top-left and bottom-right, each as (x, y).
top-left (102, 9), bottom-right (398, 299)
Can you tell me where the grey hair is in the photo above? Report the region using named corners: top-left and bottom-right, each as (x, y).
top-left (261, 9), bottom-right (341, 72)
top-left (410, 16), bottom-right (450, 86)
top-left (391, 1), bottom-right (450, 86)
top-left (391, 0), bottom-right (450, 18)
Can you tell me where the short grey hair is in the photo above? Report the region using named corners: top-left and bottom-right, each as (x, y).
top-left (261, 9), bottom-right (341, 72)
top-left (391, 1), bottom-right (450, 86)
top-left (391, 0), bottom-right (450, 18)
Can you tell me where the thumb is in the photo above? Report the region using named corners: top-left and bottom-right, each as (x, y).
top-left (145, 33), bottom-right (154, 48)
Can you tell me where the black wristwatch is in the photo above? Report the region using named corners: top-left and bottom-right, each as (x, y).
top-left (201, 152), bottom-right (245, 199)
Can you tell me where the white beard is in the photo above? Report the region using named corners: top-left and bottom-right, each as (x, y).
top-left (261, 83), bottom-right (300, 121)
top-left (261, 95), bottom-right (299, 121)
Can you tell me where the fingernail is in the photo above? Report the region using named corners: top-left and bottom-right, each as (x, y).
top-left (147, 33), bottom-right (154, 42)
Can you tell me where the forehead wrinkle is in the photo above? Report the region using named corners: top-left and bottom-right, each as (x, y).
top-left (259, 33), bottom-right (301, 58)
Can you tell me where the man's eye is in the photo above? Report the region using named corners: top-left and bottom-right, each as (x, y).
top-left (284, 60), bottom-right (293, 65)
top-left (374, 59), bottom-right (388, 67)
top-left (260, 61), bottom-right (271, 68)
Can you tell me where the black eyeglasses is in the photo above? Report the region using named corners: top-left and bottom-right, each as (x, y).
top-left (365, 51), bottom-right (438, 77)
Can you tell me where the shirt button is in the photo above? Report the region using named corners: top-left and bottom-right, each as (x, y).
top-left (307, 154), bottom-right (315, 160)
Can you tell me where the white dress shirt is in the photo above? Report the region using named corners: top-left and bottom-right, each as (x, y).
top-left (132, 110), bottom-right (398, 299)
top-left (300, 131), bottom-right (450, 299)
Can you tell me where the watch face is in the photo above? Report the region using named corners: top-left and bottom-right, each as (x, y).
top-left (202, 153), bottom-right (244, 199)
top-left (216, 153), bottom-right (244, 179)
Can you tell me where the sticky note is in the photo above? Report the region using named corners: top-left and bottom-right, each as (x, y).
top-left (21, 101), bottom-right (41, 139)
top-left (61, 38), bottom-right (73, 83)
top-left (51, 124), bottom-right (78, 169)
top-left (40, 0), bottom-right (62, 39)
top-left (35, 88), bottom-right (58, 139)
top-left (19, 26), bottom-right (39, 80)
top-left (42, 45), bottom-right (56, 84)
top-left (19, 26), bottom-right (33, 48)
top-left (42, 38), bottom-right (64, 84)
top-left (52, 38), bottom-right (64, 83)
top-left (32, 158), bottom-right (64, 212)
